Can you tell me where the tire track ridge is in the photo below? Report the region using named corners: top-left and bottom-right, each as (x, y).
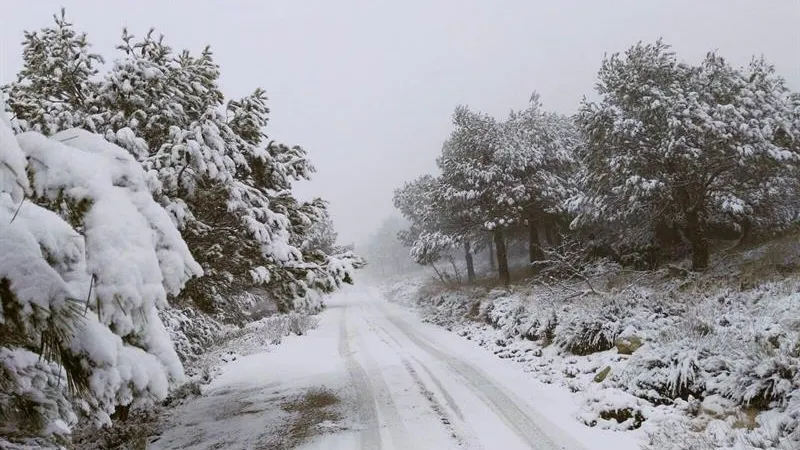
top-left (352, 307), bottom-right (411, 449)
top-left (378, 307), bottom-right (587, 450)
top-left (361, 311), bottom-right (475, 448)
top-left (339, 307), bottom-right (382, 449)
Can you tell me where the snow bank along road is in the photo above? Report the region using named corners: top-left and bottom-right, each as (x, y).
top-left (154, 285), bottom-right (641, 449)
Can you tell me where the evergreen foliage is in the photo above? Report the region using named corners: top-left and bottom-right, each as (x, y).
top-left (0, 10), bottom-right (362, 447)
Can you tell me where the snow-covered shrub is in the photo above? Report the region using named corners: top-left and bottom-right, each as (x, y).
top-left (579, 385), bottom-right (651, 431)
top-left (538, 310), bottom-right (559, 346)
top-left (0, 112), bottom-right (201, 446)
top-left (756, 392), bottom-right (800, 448)
top-left (485, 296), bottom-right (525, 332)
top-left (555, 301), bottom-right (623, 355)
top-left (616, 338), bottom-right (709, 405)
top-left (160, 307), bottom-right (226, 363)
top-left (243, 312), bottom-right (321, 346)
top-left (289, 312), bottom-right (319, 336)
top-left (718, 334), bottom-right (800, 410)
top-left (417, 291), bottom-right (477, 329)
top-left (263, 321), bottom-right (288, 345)
top-left (556, 317), bottom-right (619, 355)
top-left (612, 299), bottom-right (738, 405)
top-left (644, 418), bottom-right (719, 450)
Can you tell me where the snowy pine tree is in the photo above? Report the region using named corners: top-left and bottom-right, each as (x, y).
top-left (394, 175), bottom-right (450, 264)
top-left (3, 9), bottom-right (103, 135)
top-left (93, 28), bottom-right (180, 161)
top-left (574, 41), bottom-right (800, 270)
top-left (437, 106), bottom-right (513, 283)
top-left (394, 100), bottom-right (580, 285)
top-left (302, 203), bottom-right (339, 255)
top-left (0, 104), bottom-right (201, 447)
top-left (500, 94), bottom-right (580, 265)
top-left (6, 15), bottom-right (361, 320)
top-left (4, 10), bottom-right (363, 366)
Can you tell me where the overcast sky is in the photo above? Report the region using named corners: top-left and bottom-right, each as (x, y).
top-left (2, 1), bottom-right (799, 245)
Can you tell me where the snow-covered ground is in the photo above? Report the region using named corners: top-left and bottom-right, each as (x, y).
top-left (150, 283), bottom-right (644, 449)
top-left (382, 250), bottom-right (800, 450)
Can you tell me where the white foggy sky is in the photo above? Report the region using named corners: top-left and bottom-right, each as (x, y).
top-left (2, 1), bottom-right (799, 245)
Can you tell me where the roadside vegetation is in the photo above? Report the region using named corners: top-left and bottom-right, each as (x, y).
top-left (0, 10), bottom-right (362, 449)
top-left (387, 40), bottom-right (800, 449)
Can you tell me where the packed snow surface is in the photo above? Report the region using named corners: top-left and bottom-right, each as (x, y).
top-left (153, 284), bottom-right (643, 449)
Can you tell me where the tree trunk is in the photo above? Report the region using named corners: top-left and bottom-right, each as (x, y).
top-left (545, 219), bottom-right (561, 248)
top-left (464, 241), bottom-right (475, 283)
top-left (112, 404), bottom-right (130, 422)
top-left (528, 217), bottom-right (544, 273)
top-left (494, 229), bottom-right (511, 285)
top-left (488, 237), bottom-right (496, 270)
top-left (737, 217), bottom-right (752, 247)
top-left (448, 255), bottom-right (462, 284)
top-left (687, 208), bottom-right (710, 271)
top-left (430, 262), bottom-right (447, 285)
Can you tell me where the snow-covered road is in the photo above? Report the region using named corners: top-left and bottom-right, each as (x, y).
top-left (153, 285), bottom-right (642, 449)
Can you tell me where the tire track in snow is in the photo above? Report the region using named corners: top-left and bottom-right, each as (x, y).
top-left (379, 306), bottom-right (587, 450)
top-left (365, 314), bottom-right (465, 422)
top-left (413, 356), bottom-right (465, 422)
top-left (338, 308), bottom-right (382, 450)
top-left (400, 359), bottom-right (472, 449)
top-left (361, 312), bottom-right (474, 448)
top-left (351, 307), bottom-right (411, 449)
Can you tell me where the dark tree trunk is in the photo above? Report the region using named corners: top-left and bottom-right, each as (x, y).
top-left (494, 229), bottom-right (510, 285)
top-left (464, 241), bottom-right (475, 283)
top-left (737, 217), bottom-right (752, 247)
top-left (112, 404), bottom-right (130, 422)
top-left (528, 217), bottom-right (544, 273)
top-left (488, 236), bottom-right (496, 270)
top-left (686, 208), bottom-right (710, 271)
top-left (545, 219), bottom-right (561, 248)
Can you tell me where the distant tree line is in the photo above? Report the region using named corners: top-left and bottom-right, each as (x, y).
top-left (394, 41), bottom-right (800, 284)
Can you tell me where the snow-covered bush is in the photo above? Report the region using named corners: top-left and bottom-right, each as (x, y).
top-left (245, 312), bottom-right (320, 346)
top-left (579, 386), bottom-right (650, 431)
top-left (616, 336), bottom-right (710, 405)
top-left (289, 313), bottom-right (319, 336)
top-left (710, 308), bottom-right (800, 413)
top-left (719, 338), bottom-right (799, 410)
top-left (160, 307), bottom-right (227, 363)
top-left (555, 301), bottom-right (624, 356)
top-left (0, 109), bottom-right (201, 447)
